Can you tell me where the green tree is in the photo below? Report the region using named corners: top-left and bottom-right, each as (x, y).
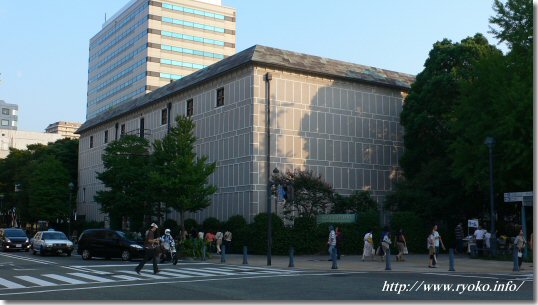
top-left (387, 34), bottom-right (501, 222)
top-left (450, 0), bottom-right (532, 199)
top-left (275, 169), bottom-right (334, 219)
top-left (27, 156), bottom-right (71, 222)
top-left (150, 115), bottom-right (217, 230)
top-left (95, 135), bottom-right (152, 230)
top-left (332, 190), bottom-right (377, 214)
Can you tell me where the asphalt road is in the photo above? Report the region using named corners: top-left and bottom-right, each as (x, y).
top-left (0, 250), bottom-right (533, 301)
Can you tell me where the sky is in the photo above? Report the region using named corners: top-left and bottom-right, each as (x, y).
top-left (0, 1), bottom-right (505, 132)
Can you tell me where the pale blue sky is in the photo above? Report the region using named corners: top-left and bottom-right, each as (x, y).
top-left (0, 1), bottom-right (504, 132)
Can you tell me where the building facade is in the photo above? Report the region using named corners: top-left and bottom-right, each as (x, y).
top-left (0, 130), bottom-right (63, 159)
top-left (86, 0), bottom-right (236, 120)
top-left (0, 100), bottom-right (18, 130)
top-left (45, 121), bottom-right (82, 139)
top-left (77, 45), bottom-right (414, 224)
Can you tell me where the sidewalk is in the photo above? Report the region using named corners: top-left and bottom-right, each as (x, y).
top-left (202, 253), bottom-right (529, 274)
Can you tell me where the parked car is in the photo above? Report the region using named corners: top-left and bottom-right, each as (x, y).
top-left (0, 228), bottom-right (31, 252)
top-left (77, 229), bottom-right (144, 261)
top-left (31, 230), bottom-right (74, 256)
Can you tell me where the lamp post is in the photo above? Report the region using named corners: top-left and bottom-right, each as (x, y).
top-left (267, 167), bottom-right (279, 266)
top-left (68, 182), bottom-right (74, 238)
top-left (484, 136), bottom-right (496, 256)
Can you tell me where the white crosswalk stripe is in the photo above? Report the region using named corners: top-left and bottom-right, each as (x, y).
top-left (119, 270), bottom-right (169, 279)
top-left (0, 265), bottom-right (302, 290)
top-left (67, 272), bottom-right (115, 283)
top-left (0, 278), bottom-right (26, 289)
top-left (15, 276), bottom-right (56, 287)
top-left (42, 274), bottom-right (88, 285)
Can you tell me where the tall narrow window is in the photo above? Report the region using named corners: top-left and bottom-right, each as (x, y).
top-left (216, 87), bottom-right (224, 107)
top-left (187, 99), bottom-right (194, 117)
top-left (89, 136), bottom-right (94, 148)
top-left (139, 118), bottom-right (145, 138)
top-left (114, 123), bottom-right (119, 140)
top-left (82, 187), bottom-right (86, 203)
top-left (161, 108), bottom-right (168, 125)
top-left (120, 124), bottom-right (126, 135)
top-left (104, 130), bottom-right (109, 144)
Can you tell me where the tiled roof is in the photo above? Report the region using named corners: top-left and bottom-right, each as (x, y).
top-left (77, 45), bottom-right (414, 134)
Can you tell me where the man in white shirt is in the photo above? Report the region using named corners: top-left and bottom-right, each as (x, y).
top-left (432, 225), bottom-right (446, 265)
top-left (474, 226), bottom-right (485, 255)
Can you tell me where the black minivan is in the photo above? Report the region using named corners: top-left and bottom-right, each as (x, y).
top-left (77, 229), bottom-right (144, 261)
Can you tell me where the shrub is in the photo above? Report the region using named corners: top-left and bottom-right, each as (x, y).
top-left (202, 217), bottom-right (221, 233)
top-left (390, 211), bottom-right (429, 253)
top-left (184, 219), bottom-right (198, 232)
top-left (222, 215), bottom-right (248, 254)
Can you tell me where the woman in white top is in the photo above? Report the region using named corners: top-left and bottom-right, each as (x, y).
top-left (215, 231), bottom-right (223, 254)
top-left (362, 230), bottom-right (374, 261)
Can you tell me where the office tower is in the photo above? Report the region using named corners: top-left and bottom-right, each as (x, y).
top-left (0, 100), bottom-right (18, 130)
top-left (86, 0), bottom-right (236, 120)
top-left (45, 121), bottom-right (82, 139)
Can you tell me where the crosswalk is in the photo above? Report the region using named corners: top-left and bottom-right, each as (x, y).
top-left (0, 265), bottom-right (301, 290)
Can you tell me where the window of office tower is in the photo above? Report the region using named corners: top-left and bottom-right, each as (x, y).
top-left (1, 108), bottom-right (9, 115)
top-left (216, 88), bottom-right (224, 107)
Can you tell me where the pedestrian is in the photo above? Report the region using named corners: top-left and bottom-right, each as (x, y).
top-left (205, 231), bottom-right (215, 253)
top-left (432, 225), bottom-right (445, 265)
top-left (484, 229), bottom-right (491, 250)
top-left (396, 228), bottom-right (407, 261)
top-left (327, 225), bottom-right (336, 261)
top-left (335, 227), bottom-right (343, 260)
top-left (215, 230), bottom-right (223, 254)
top-left (454, 223), bottom-right (464, 254)
top-left (223, 229), bottom-right (232, 254)
top-left (381, 228), bottom-right (391, 261)
top-left (474, 225), bottom-right (485, 255)
top-left (428, 231), bottom-right (436, 268)
top-left (135, 223), bottom-right (161, 275)
top-left (514, 229), bottom-right (527, 269)
top-left (362, 229), bottom-right (374, 261)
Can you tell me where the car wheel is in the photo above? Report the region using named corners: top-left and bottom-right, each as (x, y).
top-left (81, 249), bottom-right (92, 260)
top-left (39, 246), bottom-right (45, 256)
top-left (25, 248), bottom-right (29, 252)
top-left (66, 251), bottom-right (72, 257)
top-left (121, 250), bottom-right (131, 261)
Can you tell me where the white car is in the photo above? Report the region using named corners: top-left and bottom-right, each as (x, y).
top-left (31, 230), bottom-right (74, 256)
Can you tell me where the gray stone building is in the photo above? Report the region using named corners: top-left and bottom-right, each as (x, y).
top-left (76, 45), bottom-right (414, 225)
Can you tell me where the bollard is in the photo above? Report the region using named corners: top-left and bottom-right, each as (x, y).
top-left (331, 246), bottom-right (338, 269)
top-left (242, 246), bottom-right (248, 265)
top-left (385, 248), bottom-right (391, 271)
top-left (221, 245), bottom-right (226, 263)
top-left (513, 244), bottom-right (519, 272)
top-left (202, 243), bottom-right (206, 261)
top-left (288, 247), bottom-right (295, 268)
top-left (448, 248), bottom-right (455, 271)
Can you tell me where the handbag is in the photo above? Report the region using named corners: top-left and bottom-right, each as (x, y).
top-left (403, 246), bottom-right (409, 255)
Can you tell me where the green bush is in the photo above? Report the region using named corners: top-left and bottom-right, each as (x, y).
top-left (202, 217), bottom-right (221, 233)
top-left (248, 213), bottom-right (288, 255)
top-left (184, 219), bottom-right (198, 231)
top-left (223, 215), bottom-right (248, 254)
top-left (390, 211), bottom-right (429, 253)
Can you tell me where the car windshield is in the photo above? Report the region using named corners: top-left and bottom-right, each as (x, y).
top-left (42, 232), bottom-right (68, 240)
top-left (118, 231), bottom-right (142, 241)
top-left (5, 229), bottom-right (27, 237)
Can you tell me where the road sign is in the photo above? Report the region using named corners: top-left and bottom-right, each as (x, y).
top-left (316, 214), bottom-right (357, 224)
top-left (504, 191), bottom-right (533, 202)
top-left (467, 219), bottom-right (479, 228)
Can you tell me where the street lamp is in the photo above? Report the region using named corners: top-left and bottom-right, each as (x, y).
top-left (267, 167), bottom-right (279, 266)
top-left (484, 136), bottom-right (496, 256)
top-left (68, 182), bottom-right (74, 238)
